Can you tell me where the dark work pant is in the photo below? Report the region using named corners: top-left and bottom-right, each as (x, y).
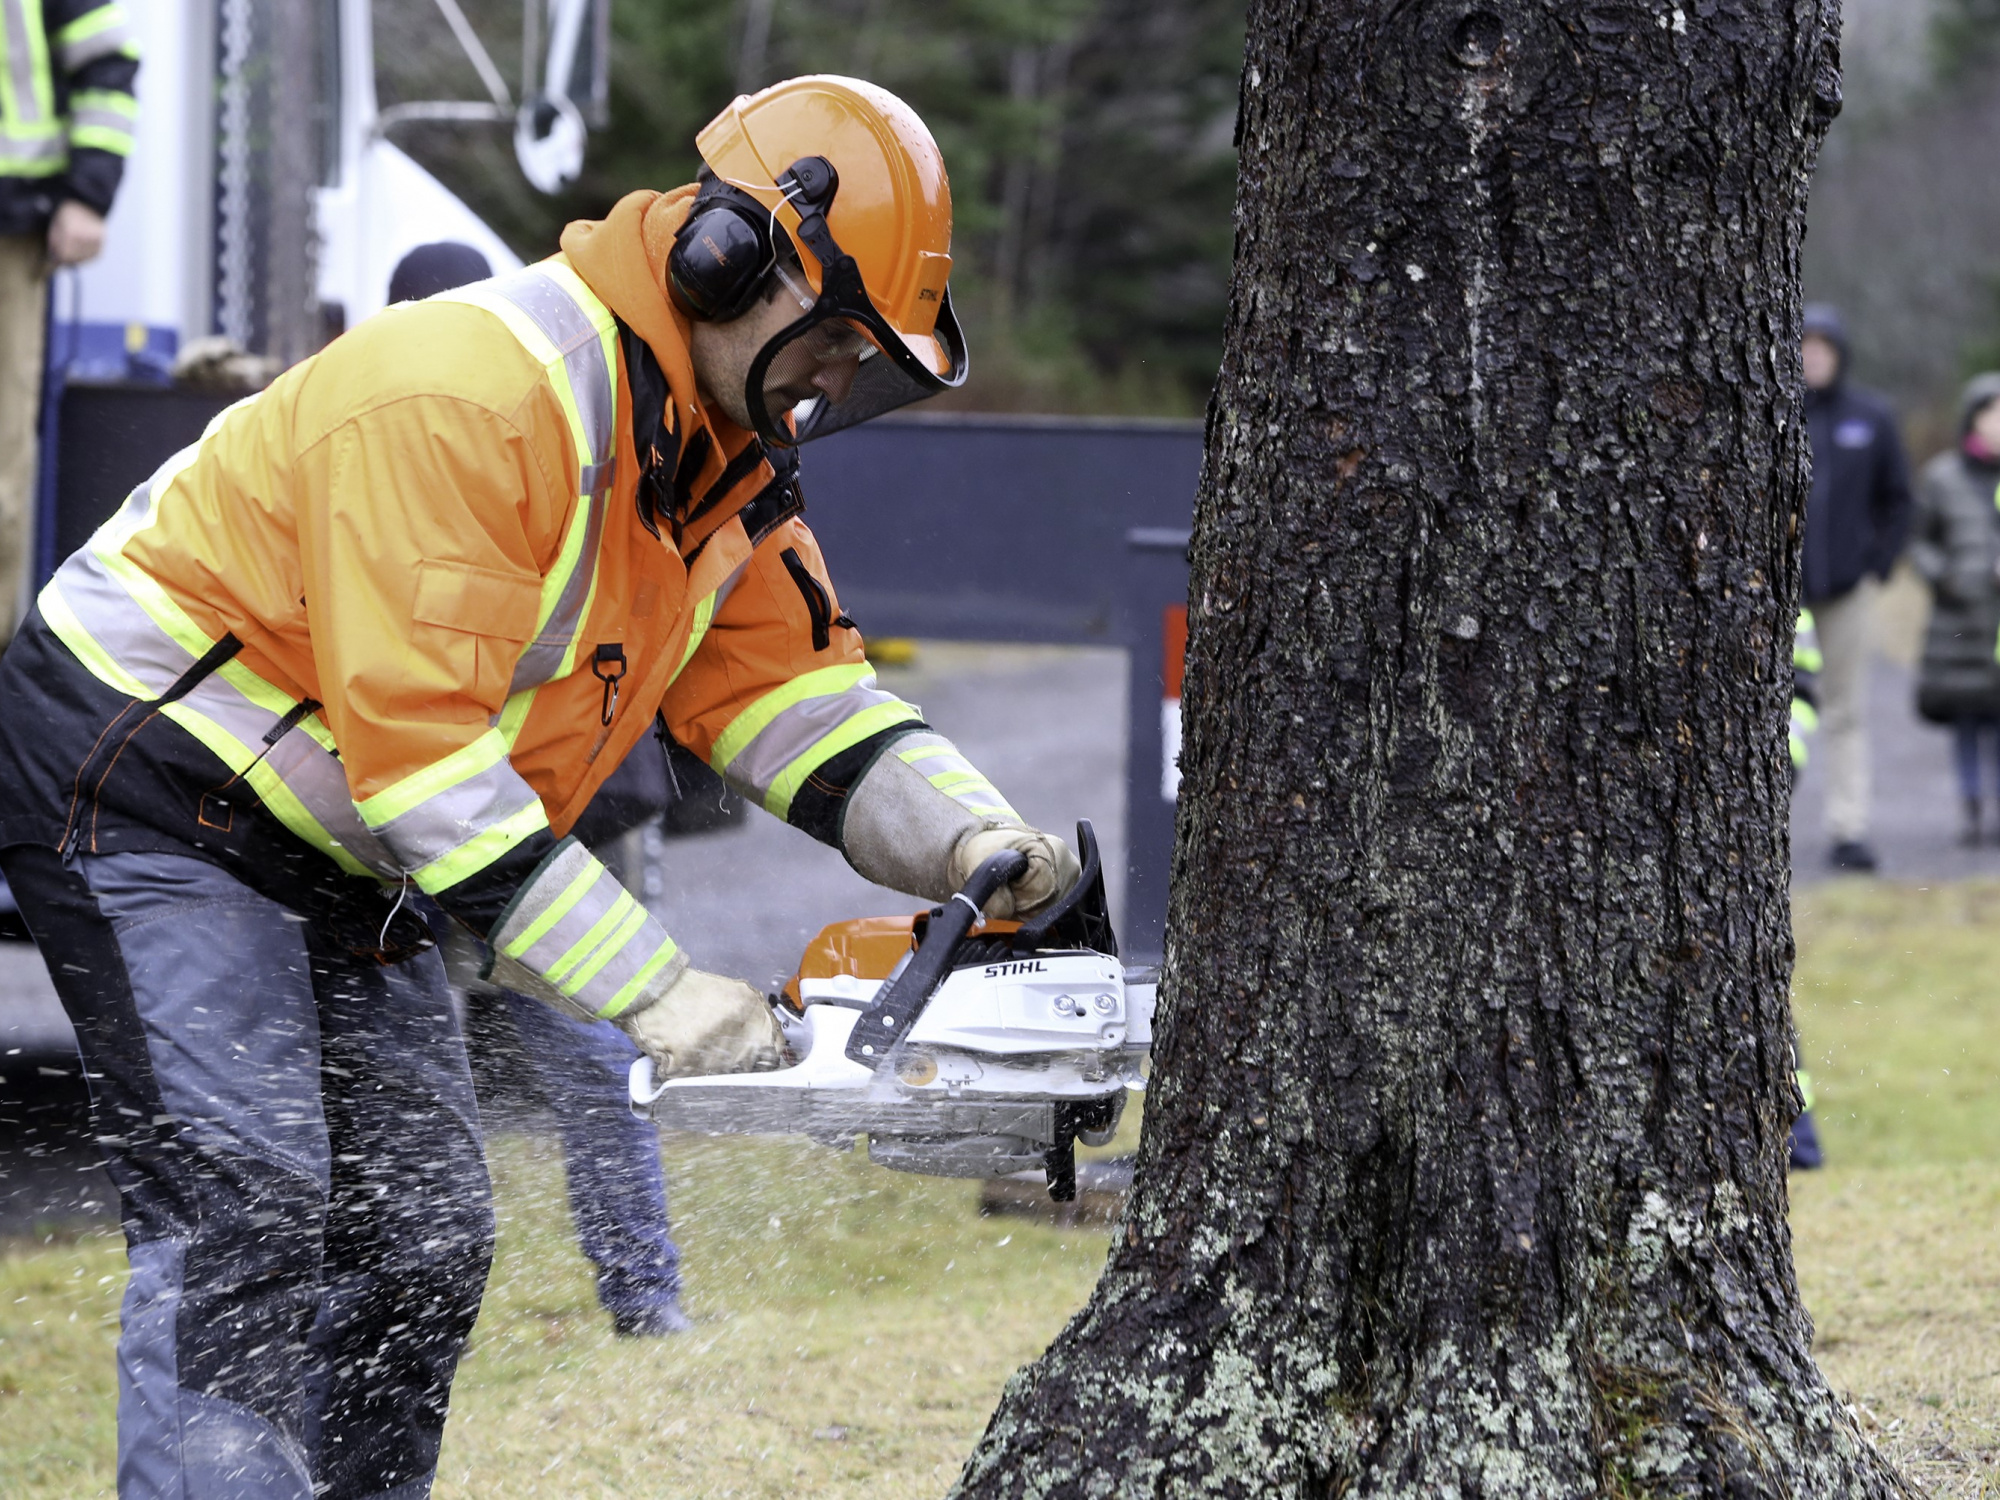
top-left (1952, 716), bottom-right (2000, 804)
top-left (504, 990), bottom-right (681, 1319)
top-left (2, 844), bottom-right (494, 1500)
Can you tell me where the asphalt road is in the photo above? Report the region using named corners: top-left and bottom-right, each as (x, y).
top-left (0, 638), bottom-right (1983, 1232)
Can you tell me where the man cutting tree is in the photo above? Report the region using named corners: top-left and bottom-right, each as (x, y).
top-left (0, 76), bottom-right (1075, 1498)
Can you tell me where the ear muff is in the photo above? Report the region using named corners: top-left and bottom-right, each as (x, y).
top-left (667, 187), bottom-right (777, 322)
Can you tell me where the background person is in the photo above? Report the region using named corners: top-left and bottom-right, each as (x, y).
top-left (0, 0), bottom-right (138, 652)
top-left (1910, 372), bottom-right (2000, 845)
top-left (392, 240), bottom-right (694, 1338)
top-left (1801, 302), bottom-right (1914, 873)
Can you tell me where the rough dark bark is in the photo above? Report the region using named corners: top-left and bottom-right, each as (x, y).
top-left (954, 3), bottom-right (1911, 1496)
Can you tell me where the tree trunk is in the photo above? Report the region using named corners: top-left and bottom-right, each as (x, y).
top-left (954, 3), bottom-right (1909, 1496)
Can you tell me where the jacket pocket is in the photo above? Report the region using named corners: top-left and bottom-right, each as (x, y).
top-left (412, 559), bottom-right (541, 639)
top-left (779, 547), bottom-right (855, 653)
top-left (410, 559), bottom-right (541, 706)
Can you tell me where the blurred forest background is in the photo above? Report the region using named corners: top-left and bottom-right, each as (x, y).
top-left (1813, 0), bottom-right (2000, 453)
top-left (378, 0), bottom-right (2000, 442)
top-left (374, 0), bottom-right (1242, 416)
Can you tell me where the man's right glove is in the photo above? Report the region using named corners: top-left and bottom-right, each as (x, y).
top-left (485, 837), bottom-right (784, 1077)
top-left (839, 731), bottom-right (1079, 917)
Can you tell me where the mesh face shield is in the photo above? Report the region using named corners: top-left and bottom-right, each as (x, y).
top-left (743, 159), bottom-right (969, 448)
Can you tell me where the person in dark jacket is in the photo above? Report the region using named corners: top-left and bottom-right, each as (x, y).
top-left (1910, 372), bottom-right (2000, 843)
top-left (1801, 303), bottom-right (1914, 872)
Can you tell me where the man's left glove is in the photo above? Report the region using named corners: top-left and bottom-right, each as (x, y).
top-left (839, 731), bottom-right (1079, 917)
top-left (614, 967), bottom-right (788, 1079)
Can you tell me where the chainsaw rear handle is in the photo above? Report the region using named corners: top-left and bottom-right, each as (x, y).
top-left (843, 848), bottom-right (1028, 1066)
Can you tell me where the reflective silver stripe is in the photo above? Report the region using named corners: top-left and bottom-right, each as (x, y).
top-left (2, 0), bottom-right (44, 126)
top-left (499, 843), bottom-right (626, 976)
top-left (713, 559), bottom-right (750, 613)
top-left (57, 18), bottom-right (133, 70)
top-left (508, 484), bottom-right (606, 694)
top-left (45, 539), bottom-right (401, 879)
top-left (492, 840), bottom-right (684, 1017)
top-left (889, 731), bottom-right (1018, 819)
top-left (367, 755), bottom-right (541, 874)
top-left (68, 102), bottom-right (131, 136)
top-left (486, 267), bottom-right (618, 695)
top-left (722, 677), bottom-right (913, 801)
top-left (0, 126), bottom-right (63, 159)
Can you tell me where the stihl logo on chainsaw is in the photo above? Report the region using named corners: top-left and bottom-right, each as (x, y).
top-left (982, 960), bottom-right (1049, 978)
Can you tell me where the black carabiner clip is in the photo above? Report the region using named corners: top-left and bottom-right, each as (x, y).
top-left (592, 643), bottom-right (628, 727)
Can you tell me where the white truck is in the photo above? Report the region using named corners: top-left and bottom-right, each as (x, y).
top-left (62, 0), bottom-right (608, 380)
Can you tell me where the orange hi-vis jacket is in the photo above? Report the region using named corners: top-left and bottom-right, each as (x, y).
top-left (33, 189), bottom-right (995, 906)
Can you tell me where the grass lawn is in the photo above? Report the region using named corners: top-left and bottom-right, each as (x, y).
top-left (2, 879), bottom-right (1995, 1495)
top-left (1789, 881), bottom-right (2000, 1498)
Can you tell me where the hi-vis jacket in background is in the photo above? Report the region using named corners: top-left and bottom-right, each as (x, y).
top-left (0, 0), bottom-right (138, 234)
top-left (0, 187), bottom-right (1016, 1019)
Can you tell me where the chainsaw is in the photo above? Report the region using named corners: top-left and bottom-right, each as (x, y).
top-left (629, 821), bottom-right (1155, 1201)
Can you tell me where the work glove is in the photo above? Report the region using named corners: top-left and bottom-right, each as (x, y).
top-left (840, 731), bottom-right (1079, 917)
top-left (614, 967), bottom-right (789, 1079)
top-left (950, 825), bottom-right (1081, 920)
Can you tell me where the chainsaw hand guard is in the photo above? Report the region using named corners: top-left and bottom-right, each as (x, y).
top-left (844, 848), bottom-right (1027, 1067)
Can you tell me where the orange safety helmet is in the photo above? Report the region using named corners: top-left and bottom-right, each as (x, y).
top-left (673, 75), bottom-right (969, 446)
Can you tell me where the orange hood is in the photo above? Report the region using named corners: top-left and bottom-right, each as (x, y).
top-left (561, 188), bottom-right (771, 548)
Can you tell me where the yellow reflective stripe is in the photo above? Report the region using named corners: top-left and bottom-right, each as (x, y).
top-left (92, 543), bottom-right (326, 740)
top-left (411, 799), bottom-right (550, 894)
top-left (495, 684), bottom-right (538, 748)
top-left (932, 776), bottom-right (1008, 800)
top-left (674, 593), bottom-right (717, 680)
top-left (438, 267), bottom-right (615, 705)
top-left (712, 663), bottom-right (877, 773)
top-left (549, 531), bottom-right (605, 687)
top-left (501, 858), bottom-right (600, 962)
top-left (558, 899), bottom-right (650, 997)
top-left (69, 122), bottom-right (130, 153)
top-left (539, 263), bottom-right (622, 403)
top-left (187, 712), bottom-right (374, 879)
top-left (599, 935), bottom-right (681, 1020)
top-left (69, 88), bottom-right (135, 117)
top-left (548, 888), bottom-right (638, 986)
top-left (41, 571), bottom-right (377, 880)
top-left (52, 3), bottom-right (125, 48)
top-left (357, 728), bottom-right (509, 827)
top-left (761, 698), bottom-right (925, 820)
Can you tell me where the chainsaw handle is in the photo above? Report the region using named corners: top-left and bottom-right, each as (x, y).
top-left (953, 848), bottom-right (1031, 915)
top-left (843, 849), bottom-right (1028, 1066)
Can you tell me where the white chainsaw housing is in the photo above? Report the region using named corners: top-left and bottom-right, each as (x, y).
top-left (630, 951), bottom-right (1156, 1180)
